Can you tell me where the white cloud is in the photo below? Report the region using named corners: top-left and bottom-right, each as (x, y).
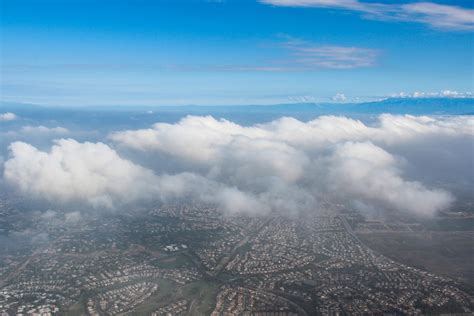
top-left (110, 116), bottom-right (268, 163)
top-left (112, 114), bottom-right (470, 155)
top-left (329, 142), bottom-right (453, 216)
top-left (284, 40), bottom-right (379, 69)
top-left (401, 2), bottom-right (474, 31)
top-left (3, 139), bottom-right (159, 208)
top-left (2, 138), bottom-right (280, 215)
top-left (4, 114), bottom-right (472, 217)
top-left (332, 92), bottom-right (347, 102)
top-left (260, 0), bottom-right (474, 31)
top-left (288, 95), bottom-right (316, 102)
top-left (0, 112), bottom-right (17, 121)
top-left (20, 125), bottom-right (69, 134)
top-left (165, 38), bottom-right (379, 72)
top-left (109, 114), bottom-right (472, 216)
top-left (392, 90), bottom-right (473, 99)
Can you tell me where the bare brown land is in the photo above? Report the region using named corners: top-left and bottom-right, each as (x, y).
top-left (358, 231), bottom-right (474, 287)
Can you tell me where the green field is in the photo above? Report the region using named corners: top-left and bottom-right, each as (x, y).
top-left (126, 278), bottom-right (218, 315)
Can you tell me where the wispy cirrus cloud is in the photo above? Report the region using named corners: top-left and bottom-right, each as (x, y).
top-left (161, 39), bottom-right (379, 71)
top-left (2, 36), bottom-right (379, 73)
top-left (283, 39), bottom-right (379, 69)
top-left (400, 2), bottom-right (474, 31)
top-left (260, 0), bottom-right (474, 31)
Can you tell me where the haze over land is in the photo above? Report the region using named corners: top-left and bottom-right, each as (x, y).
top-left (1, 0), bottom-right (474, 314)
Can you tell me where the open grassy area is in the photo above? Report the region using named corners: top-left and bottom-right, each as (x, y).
top-left (129, 279), bottom-right (178, 315)
top-left (153, 252), bottom-right (193, 269)
top-left (424, 217), bottom-right (474, 231)
top-left (124, 278), bottom-right (218, 315)
top-left (182, 280), bottom-right (219, 316)
top-left (65, 295), bottom-right (86, 316)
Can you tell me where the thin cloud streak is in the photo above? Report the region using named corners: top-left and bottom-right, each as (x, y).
top-left (2, 40), bottom-right (379, 73)
top-left (391, 90), bottom-right (473, 99)
top-left (260, 0), bottom-right (474, 31)
top-left (284, 39), bottom-right (379, 69)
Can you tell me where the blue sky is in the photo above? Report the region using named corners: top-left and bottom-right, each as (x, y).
top-left (1, 0), bottom-right (473, 106)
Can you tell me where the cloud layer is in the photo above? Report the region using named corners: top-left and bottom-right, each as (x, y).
top-left (392, 90), bottom-right (473, 99)
top-left (4, 114), bottom-right (473, 217)
top-left (260, 0), bottom-right (474, 31)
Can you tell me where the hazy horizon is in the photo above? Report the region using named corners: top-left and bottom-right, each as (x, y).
top-left (1, 1), bottom-right (473, 315)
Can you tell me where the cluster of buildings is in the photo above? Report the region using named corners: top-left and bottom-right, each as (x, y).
top-left (82, 263), bottom-right (201, 289)
top-left (0, 199), bottom-right (472, 315)
top-left (225, 218), bottom-right (314, 275)
top-left (0, 289), bottom-right (59, 316)
top-left (88, 282), bottom-right (157, 315)
top-left (195, 229), bottom-right (244, 271)
top-left (151, 299), bottom-right (188, 316)
top-left (211, 286), bottom-right (298, 315)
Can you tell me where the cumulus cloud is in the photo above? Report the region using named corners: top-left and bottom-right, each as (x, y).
top-left (3, 139), bottom-right (159, 208)
top-left (0, 112), bottom-right (17, 121)
top-left (109, 116), bottom-right (266, 164)
top-left (112, 115), bottom-right (472, 154)
top-left (109, 114), bottom-right (471, 216)
top-left (332, 92), bottom-right (347, 102)
top-left (260, 0), bottom-right (474, 31)
top-left (328, 142), bottom-right (453, 215)
top-left (2, 139), bottom-right (274, 214)
top-left (3, 114), bottom-right (472, 217)
top-left (20, 125), bottom-right (69, 134)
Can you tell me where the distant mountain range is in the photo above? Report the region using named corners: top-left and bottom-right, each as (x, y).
top-left (1, 98), bottom-right (473, 116)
